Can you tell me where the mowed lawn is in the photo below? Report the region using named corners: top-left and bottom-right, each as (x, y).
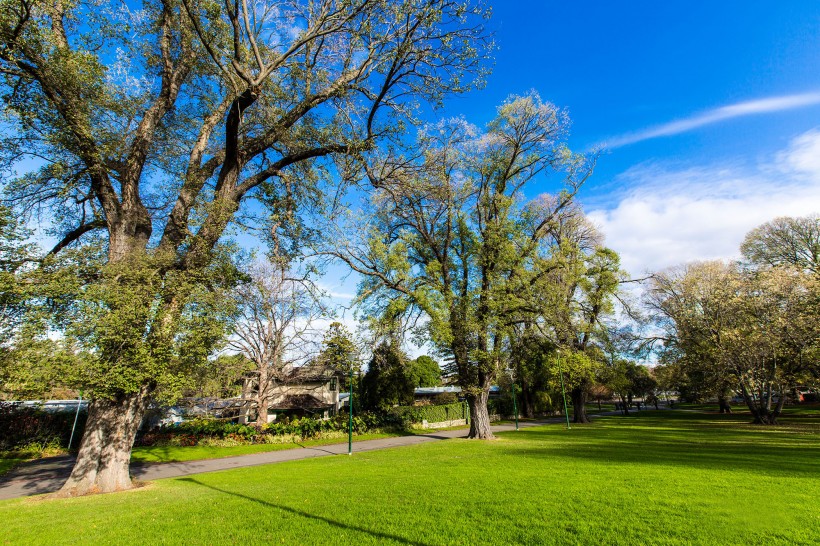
top-left (2, 411), bottom-right (819, 545)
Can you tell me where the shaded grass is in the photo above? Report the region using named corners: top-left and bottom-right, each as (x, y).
top-left (130, 431), bottom-right (403, 464)
top-left (2, 411), bottom-right (818, 545)
top-left (0, 446), bottom-right (68, 478)
top-left (0, 457), bottom-right (29, 476)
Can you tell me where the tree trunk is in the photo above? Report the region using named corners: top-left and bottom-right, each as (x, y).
top-left (467, 389), bottom-right (494, 439)
top-left (620, 395), bottom-right (630, 416)
top-left (522, 388), bottom-right (534, 418)
top-left (256, 366), bottom-right (269, 427)
top-left (256, 395), bottom-right (269, 427)
top-left (717, 395), bottom-right (732, 414)
top-left (58, 389), bottom-right (148, 496)
top-left (571, 387), bottom-right (590, 424)
top-left (739, 381), bottom-right (785, 425)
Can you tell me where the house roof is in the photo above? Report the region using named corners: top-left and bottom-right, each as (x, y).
top-left (269, 394), bottom-right (332, 410)
top-left (282, 365), bottom-right (338, 383)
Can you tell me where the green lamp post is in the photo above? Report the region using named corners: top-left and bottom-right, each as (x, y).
top-left (348, 367), bottom-right (353, 455)
top-left (557, 350), bottom-right (571, 430)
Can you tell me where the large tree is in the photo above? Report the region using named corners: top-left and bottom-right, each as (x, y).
top-left (0, 0), bottom-right (488, 494)
top-left (329, 93), bottom-right (593, 438)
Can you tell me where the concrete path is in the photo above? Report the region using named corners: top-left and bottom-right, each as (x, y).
top-left (0, 418), bottom-right (563, 501)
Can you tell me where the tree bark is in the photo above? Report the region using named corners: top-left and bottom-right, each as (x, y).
top-left (467, 389), bottom-right (494, 439)
top-left (57, 388), bottom-right (149, 496)
top-left (620, 395), bottom-right (630, 415)
top-left (571, 386), bottom-right (590, 424)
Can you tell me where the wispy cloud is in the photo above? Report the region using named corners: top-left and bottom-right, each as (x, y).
top-left (588, 128), bottom-right (820, 276)
top-left (602, 92), bottom-right (820, 149)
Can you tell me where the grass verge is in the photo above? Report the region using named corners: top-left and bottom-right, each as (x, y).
top-left (130, 431), bottom-right (405, 464)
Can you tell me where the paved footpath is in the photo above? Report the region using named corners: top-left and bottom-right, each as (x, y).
top-left (0, 418), bottom-right (566, 501)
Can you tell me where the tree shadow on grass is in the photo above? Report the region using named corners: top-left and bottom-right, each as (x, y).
top-left (178, 477), bottom-right (431, 546)
top-left (507, 426), bottom-right (820, 478)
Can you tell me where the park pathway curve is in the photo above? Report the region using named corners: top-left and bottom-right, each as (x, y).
top-left (0, 417), bottom-right (572, 501)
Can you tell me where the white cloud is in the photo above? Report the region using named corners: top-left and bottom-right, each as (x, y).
top-left (602, 92), bottom-right (820, 149)
top-left (588, 129), bottom-right (820, 276)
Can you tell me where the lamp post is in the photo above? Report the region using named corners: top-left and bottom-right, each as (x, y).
top-left (557, 350), bottom-right (571, 430)
top-left (512, 382), bottom-right (519, 431)
top-left (68, 390), bottom-right (83, 449)
top-left (507, 367), bottom-right (519, 431)
top-left (348, 367), bottom-right (353, 456)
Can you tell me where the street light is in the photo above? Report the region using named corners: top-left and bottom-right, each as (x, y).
top-left (507, 367), bottom-right (519, 431)
top-left (557, 350), bottom-right (571, 430)
top-left (348, 367), bottom-right (353, 455)
top-left (68, 390), bottom-right (84, 449)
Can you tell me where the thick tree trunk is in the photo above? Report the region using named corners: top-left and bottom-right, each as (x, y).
top-left (467, 389), bottom-right (494, 439)
top-left (571, 387), bottom-right (590, 424)
top-left (58, 389), bottom-right (148, 496)
top-left (256, 366), bottom-right (269, 427)
top-left (256, 392), bottom-right (269, 427)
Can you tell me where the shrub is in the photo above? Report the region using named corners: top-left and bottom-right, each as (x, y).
top-left (0, 401), bottom-right (86, 451)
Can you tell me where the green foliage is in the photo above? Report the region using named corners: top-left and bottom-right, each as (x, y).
top-left (318, 322), bottom-right (358, 374)
top-left (406, 355), bottom-right (441, 387)
top-left (546, 351), bottom-right (599, 392)
top-left (647, 257), bottom-right (820, 422)
top-left (0, 402), bottom-right (86, 451)
top-left (390, 401), bottom-right (467, 425)
top-left (136, 413), bottom-right (391, 447)
top-left (4, 247), bottom-right (242, 403)
top-left (360, 342), bottom-right (415, 412)
top-left (347, 93), bottom-right (597, 422)
top-left (741, 214), bottom-right (820, 273)
top-left (191, 354), bottom-right (255, 399)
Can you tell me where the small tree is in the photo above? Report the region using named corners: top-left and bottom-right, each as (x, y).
top-left (360, 342), bottom-right (414, 412)
top-left (228, 259), bottom-right (326, 426)
top-left (407, 355), bottom-right (442, 388)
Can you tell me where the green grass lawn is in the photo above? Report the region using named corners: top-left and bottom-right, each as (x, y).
top-left (130, 431), bottom-right (403, 464)
top-left (2, 410), bottom-right (819, 545)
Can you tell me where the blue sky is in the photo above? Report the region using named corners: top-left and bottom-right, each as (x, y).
top-left (440, 1), bottom-right (820, 274)
top-left (322, 1), bottom-right (820, 333)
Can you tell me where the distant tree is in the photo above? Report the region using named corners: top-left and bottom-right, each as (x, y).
top-left (589, 383), bottom-right (613, 411)
top-left (318, 322), bottom-right (358, 377)
top-left (192, 354), bottom-right (255, 399)
top-left (741, 214), bottom-right (820, 273)
top-left (228, 260), bottom-right (326, 426)
top-left (627, 364), bottom-right (657, 405)
top-left (360, 342), bottom-right (414, 412)
top-left (646, 261), bottom-right (820, 424)
top-left (407, 356), bottom-right (441, 388)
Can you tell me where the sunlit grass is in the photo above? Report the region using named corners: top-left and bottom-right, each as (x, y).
top-left (2, 411), bottom-right (818, 545)
top-left (130, 431), bottom-right (404, 464)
